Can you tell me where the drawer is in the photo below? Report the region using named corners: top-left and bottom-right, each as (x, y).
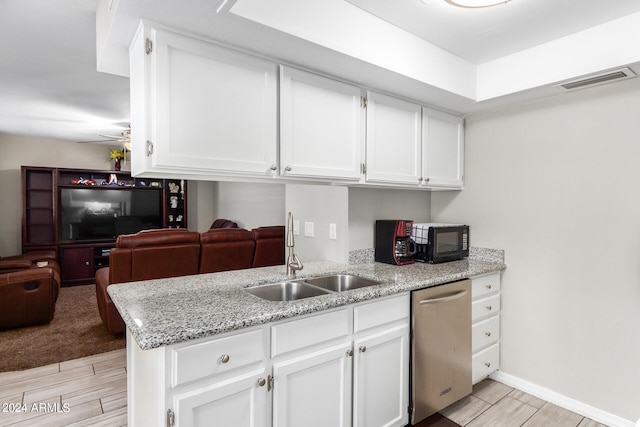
top-left (271, 308), bottom-right (350, 357)
top-left (353, 293), bottom-right (409, 334)
top-left (171, 328), bottom-right (266, 388)
top-left (472, 343), bottom-right (499, 384)
top-left (472, 314), bottom-right (500, 353)
top-left (472, 293), bottom-right (500, 321)
top-left (472, 273), bottom-right (501, 300)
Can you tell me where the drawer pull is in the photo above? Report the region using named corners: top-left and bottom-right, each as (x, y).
top-left (257, 378), bottom-right (266, 387)
top-left (220, 354), bottom-right (230, 364)
top-left (486, 305), bottom-right (493, 311)
top-left (485, 332), bottom-right (491, 337)
top-left (486, 284), bottom-right (492, 289)
top-left (359, 346), bottom-right (367, 353)
top-left (485, 362), bottom-right (491, 368)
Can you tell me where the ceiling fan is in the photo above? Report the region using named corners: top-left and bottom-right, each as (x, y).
top-left (78, 124), bottom-right (131, 151)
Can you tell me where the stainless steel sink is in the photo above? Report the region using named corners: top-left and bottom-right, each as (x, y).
top-left (304, 274), bottom-right (382, 292)
top-left (245, 274), bottom-right (383, 301)
top-left (245, 280), bottom-right (332, 301)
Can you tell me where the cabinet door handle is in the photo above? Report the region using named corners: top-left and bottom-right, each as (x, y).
top-left (257, 378), bottom-right (266, 387)
top-left (486, 305), bottom-right (493, 311)
top-left (359, 346), bottom-right (367, 353)
top-left (85, 261), bottom-right (90, 266)
top-left (346, 349), bottom-right (353, 357)
top-left (485, 332), bottom-right (492, 337)
top-left (270, 164), bottom-right (277, 171)
top-left (284, 166), bottom-right (292, 172)
top-left (220, 354), bottom-right (230, 364)
top-left (485, 362), bottom-right (491, 368)
top-left (486, 284), bottom-right (492, 289)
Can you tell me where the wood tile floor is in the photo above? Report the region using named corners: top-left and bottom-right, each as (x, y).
top-left (0, 349), bottom-right (127, 426)
top-left (419, 379), bottom-right (609, 427)
top-left (0, 348), bottom-right (609, 427)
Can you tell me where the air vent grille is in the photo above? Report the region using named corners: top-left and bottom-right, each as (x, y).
top-left (558, 68), bottom-right (636, 91)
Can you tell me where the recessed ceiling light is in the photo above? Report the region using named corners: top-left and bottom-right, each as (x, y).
top-left (445, 0), bottom-right (511, 8)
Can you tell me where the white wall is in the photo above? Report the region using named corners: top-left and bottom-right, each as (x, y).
top-left (285, 184), bottom-right (349, 264)
top-left (348, 186), bottom-right (431, 250)
top-left (213, 181), bottom-right (285, 230)
top-left (431, 78), bottom-right (640, 421)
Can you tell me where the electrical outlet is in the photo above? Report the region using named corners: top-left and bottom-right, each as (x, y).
top-left (329, 223), bottom-right (337, 240)
top-left (304, 222), bottom-right (314, 237)
top-left (293, 220), bottom-right (300, 236)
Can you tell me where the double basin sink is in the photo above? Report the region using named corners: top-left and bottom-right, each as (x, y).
top-left (245, 274), bottom-right (382, 302)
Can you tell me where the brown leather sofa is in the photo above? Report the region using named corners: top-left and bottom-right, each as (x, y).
top-left (0, 251), bottom-right (60, 330)
top-left (210, 218), bottom-right (239, 229)
top-left (200, 228), bottom-right (255, 273)
top-left (96, 226), bottom-right (284, 334)
top-left (95, 229), bottom-right (201, 334)
top-left (252, 226), bottom-right (285, 267)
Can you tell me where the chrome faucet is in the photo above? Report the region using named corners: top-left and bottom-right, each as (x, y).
top-left (286, 212), bottom-right (303, 277)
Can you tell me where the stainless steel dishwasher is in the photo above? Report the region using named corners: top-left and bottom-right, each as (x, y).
top-left (410, 279), bottom-right (472, 425)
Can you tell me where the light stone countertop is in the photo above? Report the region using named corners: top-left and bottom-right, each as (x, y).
top-left (108, 247), bottom-right (505, 350)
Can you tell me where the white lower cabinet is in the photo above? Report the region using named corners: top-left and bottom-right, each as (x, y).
top-left (471, 273), bottom-right (502, 384)
top-left (353, 324), bottom-right (409, 427)
top-left (172, 367), bottom-right (268, 427)
top-left (272, 343), bottom-right (353, 427)
top-left (128, 293), bottom-right (409, 427)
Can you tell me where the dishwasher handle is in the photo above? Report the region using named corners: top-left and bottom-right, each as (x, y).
top-left (418, 290), bottom-right (468, 305)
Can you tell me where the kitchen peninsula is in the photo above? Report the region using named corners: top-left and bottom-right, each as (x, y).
top-left (110, 247), bottom-right (505, 426)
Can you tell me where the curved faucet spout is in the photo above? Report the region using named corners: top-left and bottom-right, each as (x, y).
top-left (286, 212), bottom-right (303, 277)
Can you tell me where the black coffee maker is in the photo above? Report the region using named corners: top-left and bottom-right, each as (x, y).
top-left (374, 220), bottom-right (416, 265)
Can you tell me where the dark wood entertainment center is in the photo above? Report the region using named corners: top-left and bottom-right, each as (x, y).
top-left (21, 166), bottom-right (188, 286)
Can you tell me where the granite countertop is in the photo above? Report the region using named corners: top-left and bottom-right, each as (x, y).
top-left (108, 247), bottom-right (505, 351)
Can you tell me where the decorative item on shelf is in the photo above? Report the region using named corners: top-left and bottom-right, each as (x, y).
top-left (109, 149), bottom-right (125, 171)
top-left (71, 177), bottom-right (96, 186)
top-left (170, 196), bottom-right (178, 209)
top-left (108, 174), bottom-right (118, 186)
top-left (168, 182), bottom-right (180, 193)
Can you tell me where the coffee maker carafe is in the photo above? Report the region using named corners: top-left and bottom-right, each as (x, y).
top-left (374, 220), bottom-right (416, 265)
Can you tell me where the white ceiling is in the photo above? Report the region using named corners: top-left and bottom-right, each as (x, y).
top-left (2, 0), bottom-right (640, 144)
top-left (346, 0), bottom-right (640, 64)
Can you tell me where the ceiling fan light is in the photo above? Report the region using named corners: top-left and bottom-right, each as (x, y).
top-left (445, 0), bottom-right (511, 8)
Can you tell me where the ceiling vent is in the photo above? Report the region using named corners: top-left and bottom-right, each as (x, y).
top-left (557, 68), bottom-right (636, 91)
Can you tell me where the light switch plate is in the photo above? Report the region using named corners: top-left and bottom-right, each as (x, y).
top-left (304, 222), bottom-right (314, 237)
top-left (293, 220), bottom-right (300, 236)
top-left (329, 223), bottom-right (337, 240)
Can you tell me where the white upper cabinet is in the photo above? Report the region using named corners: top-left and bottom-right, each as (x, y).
top-left (365, 91), bottom-right (422, 186)
top-left (129, 24), bottom-right (278, 177)
top-left (280, 66), bottom-right (364, 181)
top-left (421, 108), bottom-right (465, 189)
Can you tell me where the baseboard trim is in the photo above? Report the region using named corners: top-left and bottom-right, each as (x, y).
top-left (490, 371), bottom-right (636, 427)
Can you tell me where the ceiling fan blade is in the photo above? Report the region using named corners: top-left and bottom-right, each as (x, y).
top-left (77, 139), bottom-right (112, 143)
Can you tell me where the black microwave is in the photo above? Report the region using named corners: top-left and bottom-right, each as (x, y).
top-left (412, 223), bottom-right (469, 264)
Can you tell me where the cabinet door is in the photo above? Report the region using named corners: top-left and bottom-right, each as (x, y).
top-left (172, 368), bottom-right (268, 427)
top-left (280, 67), bottom-right (364, 180)
top-left (353, 324), bottom-right (409, 427)
top-left (272, 343), bottom-right (352, 427)
top-left (365, 91), bottom-right (422, 185)
top-left (132, 26), bottom-right (278, 177)
top-left (59, 246), bottom-right (93, 285)
top-left (422, 108), bottom-right (464, 189)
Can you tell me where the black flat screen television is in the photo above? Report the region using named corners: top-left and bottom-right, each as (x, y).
top-left (59, 187), bottom-right (162, 242)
